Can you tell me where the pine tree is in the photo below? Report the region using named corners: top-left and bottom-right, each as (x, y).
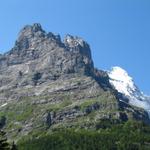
top-left (0, 130), bottom-right (10, 150)
top-left (11, 141), bottom-right (17, 150)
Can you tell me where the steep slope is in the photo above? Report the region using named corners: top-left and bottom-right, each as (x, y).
top-left (108, 66), bottom-right (150, 117)
top-left (0, 24), bottom-right (149, 141)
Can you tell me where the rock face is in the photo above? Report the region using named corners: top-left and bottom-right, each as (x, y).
top-left (0, 23), bottom-right (149, 140)
top-left (0, 23), bottom-right (96, 89)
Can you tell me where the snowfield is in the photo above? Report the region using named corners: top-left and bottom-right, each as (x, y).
top-left (108, 66), bottom-right (150, 117)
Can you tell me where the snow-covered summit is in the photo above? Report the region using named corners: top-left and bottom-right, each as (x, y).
top-left (108, 66), bottom-right (150, 116)
top-left (108, 66), bottom-right (136, 97)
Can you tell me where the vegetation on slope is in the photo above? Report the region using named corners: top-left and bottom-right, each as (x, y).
top-left (0, 130), bottom-right (17, 150)
top-left (17, 120), bottom-right (150, 150)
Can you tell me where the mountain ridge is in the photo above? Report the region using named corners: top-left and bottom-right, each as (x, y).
top-left (0, 23), bottom-right (149, 141)
top-left (108, 66), bottom-right (150, 117)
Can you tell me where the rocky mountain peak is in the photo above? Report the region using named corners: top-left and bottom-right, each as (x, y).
top-left (18, 23), bottom-right (45, 38)
top-left (0, 24), bottom-right (97, 88)
top-left (9, 24), bottom-right (92, 58)
top-left (64, 34), bottom-right (87, 48)
top-left (0, 24), bottom-right (150, 141)
top-left (17, 23), bottom-right (45, 44)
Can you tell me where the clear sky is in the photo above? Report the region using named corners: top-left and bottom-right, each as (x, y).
top-left (0, 0), bottom-right (150, 94)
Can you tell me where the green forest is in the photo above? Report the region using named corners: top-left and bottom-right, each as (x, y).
top-left (2, 120), bottom-right (148, 150)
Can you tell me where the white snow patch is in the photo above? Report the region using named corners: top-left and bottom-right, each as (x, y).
top-left (0, 103), bottom-right (8, 108)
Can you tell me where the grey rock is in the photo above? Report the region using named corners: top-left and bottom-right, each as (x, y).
top-left (84, 102), bottom-right (100, 114)
top-left (0, 23), bottom-right (149, 139)
top-left (0, 23), bottom-right (96, 89)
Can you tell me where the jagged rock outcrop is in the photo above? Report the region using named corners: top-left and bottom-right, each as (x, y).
top-left (0, 23), bottom-right (96, 90)
top-left (0, 23), bottom-right (149, 141)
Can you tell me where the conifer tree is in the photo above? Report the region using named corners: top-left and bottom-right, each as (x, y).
top-left (11, 141), bottom-right (17, 150)
top-left (0, 130), bottom-right (10, 150)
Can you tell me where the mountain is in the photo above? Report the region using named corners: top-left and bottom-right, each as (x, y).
top-left (108, 66), bottom-right (150, 117)
top-left (0, 23), bottom-right (149, 141)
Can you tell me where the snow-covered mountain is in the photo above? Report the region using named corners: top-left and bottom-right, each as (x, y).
top-left (108, 66), bottom-right (150, 116)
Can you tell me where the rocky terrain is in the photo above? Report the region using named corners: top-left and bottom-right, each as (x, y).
top-left (0, 23), bottom-right (149, 141)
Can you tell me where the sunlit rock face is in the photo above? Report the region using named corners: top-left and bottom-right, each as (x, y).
top-left (0, 23), bottom-right (95, 89)
top-left (0, 24), bottom-right (150, 140)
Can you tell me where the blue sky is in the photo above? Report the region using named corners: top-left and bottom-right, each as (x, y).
top-left (0, 0), bottom-right (150, 94)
